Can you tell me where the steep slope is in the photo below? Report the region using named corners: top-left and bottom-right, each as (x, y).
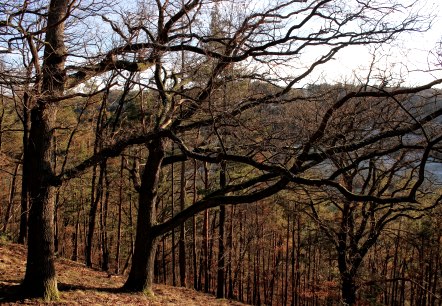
top-left (0, 242), bottom-right (247, 305)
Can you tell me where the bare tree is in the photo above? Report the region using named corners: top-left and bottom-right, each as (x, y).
top-left (281, 84), bottom-right (442, 304)
top-left (1, 0), bottom-right (441, 301)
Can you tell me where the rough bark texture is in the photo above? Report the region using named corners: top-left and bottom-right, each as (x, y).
top-left (22, 105), bottom-right (59, 300)
top-left (21, 0), bottom-right (68, 300)
top-left (123, 138), bottom-right (164, 295)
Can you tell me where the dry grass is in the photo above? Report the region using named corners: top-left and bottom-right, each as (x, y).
top-left (0, 241), bottom-right (248, 305)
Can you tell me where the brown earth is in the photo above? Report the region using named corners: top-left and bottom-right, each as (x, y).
top-left (0, 241), bottom-right (248, 305)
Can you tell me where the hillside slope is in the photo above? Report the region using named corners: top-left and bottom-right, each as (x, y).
top-left (0, 242), bottom-right (248, 305)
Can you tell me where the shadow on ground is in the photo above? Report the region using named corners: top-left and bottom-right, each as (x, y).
top-left (0, 283), bottom-right (22, 303)
top-left (0, 282), bottom-right (122, 303)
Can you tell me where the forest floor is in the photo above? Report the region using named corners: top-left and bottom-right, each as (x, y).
top-left (0, 241), bottom-right (248, 305)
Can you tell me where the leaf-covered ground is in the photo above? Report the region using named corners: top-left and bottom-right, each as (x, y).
top-left (0, 242), bottom-right (248, 305)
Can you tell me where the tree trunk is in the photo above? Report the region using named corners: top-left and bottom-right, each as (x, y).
top-left (100, 164), bottom-right (110, 271)
top-left (227, 206), bottom-right (234, 299)
top-left (179, 159), bottom-right (187, 287)
top-left (22, 104), bottom-right (59, 300)
top-left (122, 194), bottom-right (135, 276)
top-left (216, 161), bottom-right (226, 298)
top-left (71, 204), bottom-right (80, 261)
top-left (171, 154), bottom-right (177, 286)
top-left (284, 214), bottom-right (290, 306)
top-left (2, 162), bottom-right (20, 233)
top-left (341, 273), bottom-right (357, 305)
top-left (203, 162), bottom-right (210, 293)
top-left (124, 235), bottom-right (159, 295)
top-left (115, 156), bottom-right (124, 274)
top-left (18, 92), bottom-right (30, 244)
top-left (123, 137), bottom-right (164, 295)
top-left (53, 136), bottom-right (59, 255)
top-left (53, 190), bottom-right (60, 254)
top-left (216, 203), bottom-right (226, 298)
top-left (86, 87), bottom-right (107, 267)
top-left (86, 162), bottom-right (104, 267)
top-left (22, 0), bottom-right (68, 300)
top-left (192, 160), bottom-right (198, 290)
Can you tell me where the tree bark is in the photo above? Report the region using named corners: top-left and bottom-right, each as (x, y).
top-left (171, 152), bottom-right (177, 286)
top-left (192, 160), bottom-right (198, 290)
top-left (341, 273), bottom-right (357, 305)
top-left (85, 93), bottom-right (107, 267)
top-left (115, 156), bottom-right (124, 274)
top-left (203, 162), bottom-right (210, 293)
top-left (18, 92), bottom-right (30, 244)
top-left (71, 202), bottom-right (80, 261)
top-left (227, 206), bottom-right (234, 299)
top-left (216, 203), bottom-right (226, 298)
top-left (2, 162), bottom-right (20, 233)
top-left (123, 137), bottom-right (164, 295)
top-left (22, 104), bottom-right (59, 300)
top-left (216, 161), bottom-right (227, 298)
top-left (21, 0), bottom-right (68, 300)
top-left (100, 164), bottom-right (110, 271)
top-left (179, 159), bottom-right (187, 287)
top-left (86, 162), bottom-right (104, 267)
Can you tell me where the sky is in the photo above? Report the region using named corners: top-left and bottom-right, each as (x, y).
top-left (1, 0), bottom-right (440, 89)
top-left (307, 7), bottom-right (442, 87)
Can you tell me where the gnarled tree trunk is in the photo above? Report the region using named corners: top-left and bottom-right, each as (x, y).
top-left (123, 137), bottom-right (164, 295)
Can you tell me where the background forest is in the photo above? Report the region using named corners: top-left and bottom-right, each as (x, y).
top-left (0, 0), bottom-right (442, 305)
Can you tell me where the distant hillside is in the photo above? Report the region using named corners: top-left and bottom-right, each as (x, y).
top-left (0, 242), bottom-right (248, 306)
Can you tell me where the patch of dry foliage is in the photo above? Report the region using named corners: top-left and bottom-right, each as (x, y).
top-left (0, 241), bottom-right (248, 305)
